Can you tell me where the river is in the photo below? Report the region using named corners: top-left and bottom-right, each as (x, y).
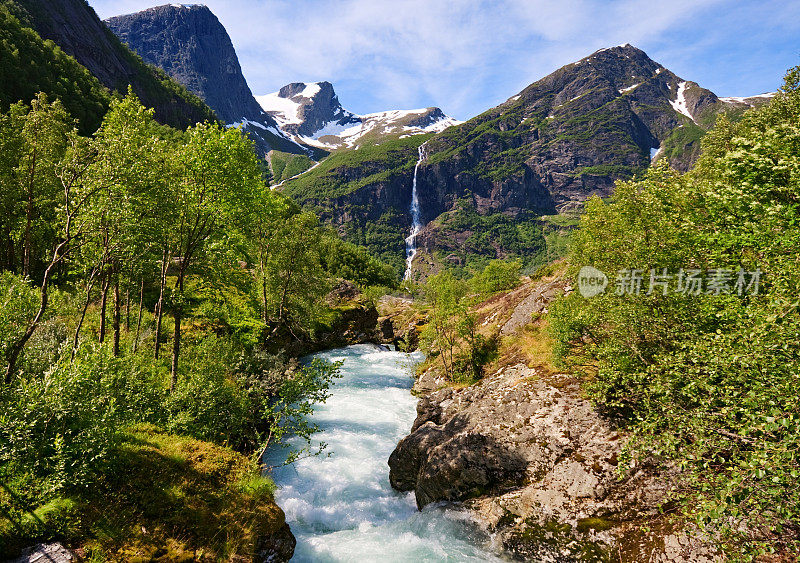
top-left (265, 344), bottom-right (504, 562)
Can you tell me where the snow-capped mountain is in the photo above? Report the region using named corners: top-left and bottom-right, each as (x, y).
top-left (256, 81), bottom-right (461, 150)
top-left (106, 4), bottom-right (309, 157)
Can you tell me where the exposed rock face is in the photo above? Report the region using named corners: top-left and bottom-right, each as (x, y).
top-left (257, 81), bottom-right (460, 150)
top-left (10, 543), bottom-right (74, 563)
top-left (11, 0), bottom-right (216, 129)
top-left (105, 4), bottom-right (307, 157)
top-left (389, 364), bottom-right (718, 561)
top-left (418, 44), bottom-right (725, 215)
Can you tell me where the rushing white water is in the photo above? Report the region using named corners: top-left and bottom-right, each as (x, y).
top-left (403, 144), bottom-right (427, 281)
top-left (266, 344), bottom-right (503, 562)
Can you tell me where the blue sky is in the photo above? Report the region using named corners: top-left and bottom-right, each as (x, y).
top-left (89, 0), bottom-right (800, 121)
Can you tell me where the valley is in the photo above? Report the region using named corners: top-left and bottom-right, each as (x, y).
top-left (0, 0), bottom-right (797, 561)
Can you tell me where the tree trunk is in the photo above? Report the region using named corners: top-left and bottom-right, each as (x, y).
top-left (71, 266), bottom-right (98, 359)
top-left (22, 143), bottom-right (37, 279)
top-left (4, 238), bottom-right (67, 383)
top-left (133, 277), bottom-right (144, 353)
top-left (99, 268), bottom-right (109, 343)
top-left (154, 245), bottom-right (168, 359)
top-left (112, 265), bottom-right (120, 357)
top-left (260, 255), bottom-right (269, 324)
top-left (170, 266), bottom-right (186, 392)
top-left (170, 305), bottom-right (181, 392)
top-left (125, 284), bottom-right (130, 332)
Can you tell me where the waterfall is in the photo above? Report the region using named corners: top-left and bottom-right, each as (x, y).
top-left (403, 143), bottom-right (427, 280)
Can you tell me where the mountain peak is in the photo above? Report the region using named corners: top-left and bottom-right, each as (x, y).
top-left (278, 81), bottom-right (334, 100)
top-left (257, 82), bottom-right (460, 150)
top-left (105, 4), bottom-right (307, 156)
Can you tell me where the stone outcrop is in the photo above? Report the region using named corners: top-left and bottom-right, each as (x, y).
top-left (105, 4), bottom-right (307, 157)
top-left (388, 275), bottom-right (719, 561)
top-left (256, 523), bottom-right (296, 562)
top-left (389, 363), bottom-right (719, 561)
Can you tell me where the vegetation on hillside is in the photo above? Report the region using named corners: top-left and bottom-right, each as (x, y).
top-left (281, 133), bottom-right (429, 201)
top-left (268, 149), bottom-right (316, 184)
top-left (550, 66), bottom-right (800, 557)
top-left (0, 5), bottom-right (110, 134)
top-left (0, 91), bottom-right (396, 558)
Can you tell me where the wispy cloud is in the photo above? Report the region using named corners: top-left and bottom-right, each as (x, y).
top-left (91, 0), bottom-right (800, 119)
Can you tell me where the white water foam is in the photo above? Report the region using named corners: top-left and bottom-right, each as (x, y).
top-left (265, 345), bottom-right (503, 562)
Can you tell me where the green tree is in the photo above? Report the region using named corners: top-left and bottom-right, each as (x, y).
top-left (550, 66), bottom-right (800, 556)
top-left (168, 122), bottom-right (262, 389)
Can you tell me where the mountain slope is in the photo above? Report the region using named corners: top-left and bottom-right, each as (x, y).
top-left (11, 0), bottom-right (216, 130)
top-left (105, 4), bottom-right (307, 157)
top-left (256, 81), bottom-right (460, 150)
top-left (0, 6), bottom-right (109, 135)
top-left (280, 45), bottom-right (770, 274)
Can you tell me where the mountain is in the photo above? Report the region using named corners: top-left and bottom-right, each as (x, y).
top-left (256, 81), bottom-right (461, 150)
top-left (0, 5), bottom-right (110, 135)
top-left (279, 45), bottom-right (771, 275)
top-left (9, 0), bottom-right (216, 130)
top-left (104, 4), bottom-right (307, 158)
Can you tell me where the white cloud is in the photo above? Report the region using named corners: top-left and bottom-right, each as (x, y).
top-left (90, 0), bottom-right (798, 120)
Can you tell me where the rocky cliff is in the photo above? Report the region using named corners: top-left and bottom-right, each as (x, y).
top-left (105, 4), bottom-right (308, 158)
top-left (11, 0), bottom-right (216, 130)
top-left (386, 277), bottom-right (720, 561)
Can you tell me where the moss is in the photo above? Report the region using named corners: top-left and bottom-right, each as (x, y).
top-left (577, 516), bottom-right (616, 534)
top-left (507, 517), bottom-right (611, 562)
top-left (0, 424), bottom-right (285, 561)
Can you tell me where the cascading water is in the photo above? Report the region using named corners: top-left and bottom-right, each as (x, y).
top-left (403, 143), bottom-right (427, 281)
top-left (265, 345), bottom-right (503, 562)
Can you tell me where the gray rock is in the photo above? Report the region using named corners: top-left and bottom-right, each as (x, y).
top-left (10, 543), bottom-right (73, 563)
top-left (256, 522), bottom-right (296, 562)
top-left (388, 364), bottom-right (720, 561)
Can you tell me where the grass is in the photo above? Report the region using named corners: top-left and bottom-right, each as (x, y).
top-left (1, 424), bottom-right (285, 561)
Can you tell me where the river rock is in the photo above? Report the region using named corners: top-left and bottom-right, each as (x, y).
top-left (255, 522), bottom-right (296, 562)
top-left (388, 364), bottom-right (719, 561)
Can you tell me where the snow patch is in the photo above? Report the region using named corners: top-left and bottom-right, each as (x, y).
top-left (255, 93), bottom-right (302, 126)
top-left (719, 92), bottom-right (776, 106)
top-left (300, 82), bottom-right (321, 98)
top-left (669, 81), bottom-right (695, 122)
top-left (619, 83), bottom-right (640, 94)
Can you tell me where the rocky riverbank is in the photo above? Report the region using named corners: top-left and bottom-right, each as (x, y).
top-left (385, 275), bottom-right (720, 562)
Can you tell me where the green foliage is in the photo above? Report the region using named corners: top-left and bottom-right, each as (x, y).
top-left (0, 345), bottom-right (124, 493)
top-left (432, 198), bottom-right (546, 270)
top-left (257, 357), bottom-right (342, 467)
top-left (319, 233), bottom-right (398, 288)
top-left (470, 259), bottom-right (522, 295)
top-left (420, 270), bottom-right (498, 383)
top-left (550, 67), bottom-right (800, 557)
top-left (0, 6), bottom-right (110, 134)
top-left (269, 150), bottom-right (315, 184)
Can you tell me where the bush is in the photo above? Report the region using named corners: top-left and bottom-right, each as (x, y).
top-left (470, 259), bottom-right (522, 294)
top-left (549, 67), bottom-right (800, 556)
top-left (0, 347), bottom-right (123, 493)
